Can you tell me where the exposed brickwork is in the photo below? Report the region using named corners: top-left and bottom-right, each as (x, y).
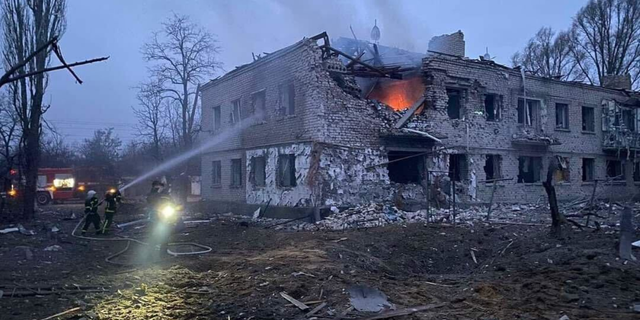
top-left (428, 31), bottom-right (465, 57)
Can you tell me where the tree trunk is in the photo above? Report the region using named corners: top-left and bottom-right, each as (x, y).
top-left (22, 125), bottom-right (40, 219)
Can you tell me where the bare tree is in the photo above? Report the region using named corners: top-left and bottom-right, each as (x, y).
top-left (2, 0), bottom-right (66, 219)
top-left (40, 130), bottom-right (77, 168)
top-left (133, 82), bottom-right (167, 162)
top-left (0, 93), bottom-right (21, 175)
top-left (512, 27), bottom-right (586, 81)
top-left (141, 13), bottom-right (221, 150)
top-left (571, 0), bottom-right (640, 87)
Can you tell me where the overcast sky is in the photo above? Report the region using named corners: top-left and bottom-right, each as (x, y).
top-left (44, 0), bottom-right (587, 145)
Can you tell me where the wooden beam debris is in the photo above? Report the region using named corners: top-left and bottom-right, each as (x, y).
top-left (359, 303), bottom-right (447, 320)
top-left (305, 302), bottom-right (327, 317)
top-left (40, 307), bottom-right (81, 320)
top-left (394, 97), bottom-right (426, 128)
top-left (280, 291), bottom-right (310, 311)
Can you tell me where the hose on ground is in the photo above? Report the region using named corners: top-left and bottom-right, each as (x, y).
top-left (71, 217), bottom-right (212, 266)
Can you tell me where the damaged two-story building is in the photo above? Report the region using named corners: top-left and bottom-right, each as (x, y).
top-left (200, 31), bottom-right (640, 215)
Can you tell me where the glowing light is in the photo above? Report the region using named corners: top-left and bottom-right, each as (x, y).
top-left (48, 186), bottom-right (56, 192)
top-left (8, 189), bottom-right (17, 197)
top-left (109, 188), bottom-right (116, 194)
top-left (53, 178), bottom-right (75, 188)
top-left (160, 206), bottom-right (176, 219)
top-left (78, 185), bottom-right (85, 191)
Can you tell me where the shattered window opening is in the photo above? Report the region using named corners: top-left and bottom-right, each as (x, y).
top-left (231, 99), bottom-right (241, 125)
top-left (622, 109), bottom-right (635, 132)
top-left (554, 156), bottom-right (570, 183)
top-left (212, 106), bottom-right (221, 131)
top-left (606, 160), bottom-right (624, 180)
top-left (231, 159), bottom-right (242, 187)
top-left (634, 162), bottom-right (640, 182)
top-left (484, 154), bottom-right (501, 180)
top-left (446, 88), bottom-right (462, 119)
top-left (484, 94), bottom-right (500, 121)
top-left (251, 90), bottom-right (266, 120)
top-left (211, 160), bottom-right (221, 186)
top-left (448, 154), bottom-right (468, 182)
top-left (277, 154), bottom-right (296, 187)
top-left (517, 98), bottom-right (540, 127)
top-left (387, 151), bottom-right (423, 184)
top-left (517, 156), bottom-right (542, 183)
top-left (582, 106), bottom-right (595, 132)
top-left (555, 103), bottom-right (569, 129)
top-left (582, 158), bottom-right (594, 182)
top-left (250, 156), bottom-right (266, 187)
top-left (278, 82), bottom-right (295, 116)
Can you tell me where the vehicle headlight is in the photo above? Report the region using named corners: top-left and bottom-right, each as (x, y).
top-left (160, 206), bottom-right (176, 219)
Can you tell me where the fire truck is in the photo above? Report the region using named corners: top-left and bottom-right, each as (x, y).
top-left (36, 167), bottom-right (116, 205)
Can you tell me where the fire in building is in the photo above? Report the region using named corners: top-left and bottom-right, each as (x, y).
top-left (199, 30), bottom-right (640, 215)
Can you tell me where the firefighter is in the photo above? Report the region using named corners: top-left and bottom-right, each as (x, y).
top-left (101, 188), bottom-right (122, 234)
top-left (81, 190), bottom-right (101, 235)
top-left (146, 180), bottom-right (164, 220)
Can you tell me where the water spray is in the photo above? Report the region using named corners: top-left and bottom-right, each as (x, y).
top-left (120, 115), bottom-right (260, 192)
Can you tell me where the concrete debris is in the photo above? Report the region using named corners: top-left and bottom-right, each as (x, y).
top-left (0, 227), bottom-right (19, 234)
top-left (252, 208), bottom-right (261, 220)
top-left (559, 316), bottom-right (570, 320)
top-left (51, 226), bottom-right (60, 233)
top-left (632, 240), bottom-right (640, 248)
top-left (633, 303), bottom-right (640, 313)
top-left (44, 245), bottom-right (63, 252)
top-left (17, 224), bottom-right (35, 235)
top-left (347, 284), bottom-right (394, 312)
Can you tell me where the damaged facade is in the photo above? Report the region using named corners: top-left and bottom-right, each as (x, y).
top-left (200, 31), bottom-right (640, 213)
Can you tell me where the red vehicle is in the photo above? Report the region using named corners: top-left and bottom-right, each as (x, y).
top-left (37, 167), bottom-right (116, 205)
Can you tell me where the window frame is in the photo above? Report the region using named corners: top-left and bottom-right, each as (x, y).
top-left (211, 160), bottom-right (222, 186)
top-left (446, 88), bottom-right (462, 120)
top-left (606, 159), bottom-right (625, 181)
top-left (277, 154), bottom-right (297, 188)
top-left (250, 156), bottom-right (266, 187)
top-left (517, 97), bottom-right (541, 127)
top-left (230, 99), bottom-right (241, 126)
top-left (555, 103), bottom-right (569, 130)
top-left (212, 106), bottom-right (221, 131)
top-left (278, 82), bottom-right (295, 117)
top-left (582, 106), bottom-right (595, 132)
top-left (230, 158), bottom-right (243, 187)
top-left (484, 94), bottom-right (501, 122)
top-left (251, 89), bottom-right (267, 121)
top-left (517, 156), bottom-right (543, 183)
top-left (582, 158), bottom-right (595, 182)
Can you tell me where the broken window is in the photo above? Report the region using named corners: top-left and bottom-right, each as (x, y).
top-left (212, 106), bottom-right (221, 131)
top-left (517, 156), bottom-right (542, 183)
top-left (449, 154), bottom-right (468, 182)
top-left (250, 156), bottom-right (266, 187)
top-left (251, 90), bottom-right (266, 120)
top-left (211, 160), bottom-right (221, 186)
top-left (517, 98), bottom-right (540, 127)
top-left (634, 162), bottom-right (640, 182)
top-left (446, 89), bottom-right (462, 119)
top-left (231, 159), bottom-right (242, 187)
top-left (279, 82), bottom-right (295, 116)
top-left (555, 103), bottom-right (569, 129)
top-left (484, 94), bottom-right (501, 121)
top-left (231, 99), bottom-right (241, 125)
top-left (606, 160), bottom-right (624, 180)
top-left (388, 151), bottom-right (423, 184)
top-left (484, 155), bottom-right (501, 180)
top-left (622, 109), bottom-right (635, 131)
top-left (582, 106), bottom-right (595, 132)
top-left (277, 154), bottom-right (296, 187)
top-left (553, 156), bottom-right (570, 183)
top-left (582, 158), bottom-right (594, 182)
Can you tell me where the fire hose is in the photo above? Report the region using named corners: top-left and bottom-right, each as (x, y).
top-left (71, 217), bottom-right (212, 266)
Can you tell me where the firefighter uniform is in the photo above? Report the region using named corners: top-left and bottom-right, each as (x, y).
top-left (101, 190), bottom-right (122, 234)
top-left (82, 191), bottom-right (101, 234)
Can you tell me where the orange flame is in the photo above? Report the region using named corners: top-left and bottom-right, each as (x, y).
top-left (368, 77), bottom-right (425, 111)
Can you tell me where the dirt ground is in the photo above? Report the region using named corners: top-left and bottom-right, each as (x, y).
top-left (0, 203), bottom-right (639, 320)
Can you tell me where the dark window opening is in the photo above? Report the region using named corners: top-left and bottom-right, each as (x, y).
top-left (277, 154), bottom-right (296, 187)
top-left (231, 159), bottom-right (242, 187)
top-left (485, 94), bottom-right (500, 121)
top-left (622, 109), bottom-right (635, 131)
top-left (449, 154), bottom-right (468, 182)
top-left (211, 161), bottom-right (221, 186)
top-left (447, 89), bottom-right (461, 119)
top-left (388, 151), bottom-right (423, 184)
top-left (634, 162), bottom-right (640, 182)
top-left (606, 160), bottom-right (624, 180)
top-left (555, 103), bottom-right (569, 129)
top-left (517, 98), bottom-right (540, 127)
top-left (231, 99), bottom-right (241, 125)
top-left (213, 106), bottom-right (221, 131)
top-left (250, 156), bottom-right (266, 187)
top-left (279, 83), bottom-right (295, 116)
top-left (484, 155), bottom-right (501, 180)
top-left (582, 158), bottom-right (594, 182)
top-left (582, 106), bottom-right (595, 132)
top-left (251, 90), bottom-right (266, 120)
top-left (553, 156), bottom-right (570, 182)
top-left (517, 156), bottom-right (542, 183)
